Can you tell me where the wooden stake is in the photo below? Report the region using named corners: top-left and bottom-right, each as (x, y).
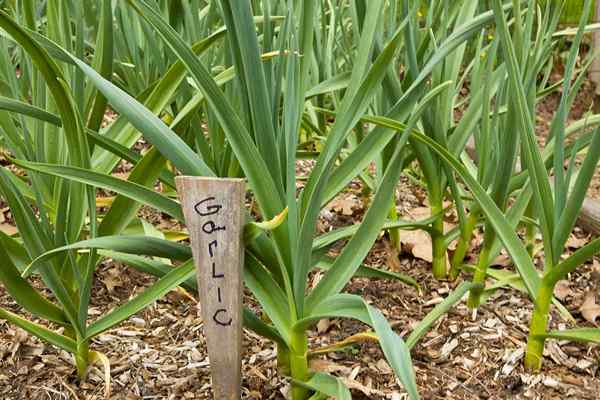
top-left (176, 176), bottom-right (245, 400)
top-left (591, 0), bottom-right (600, 94)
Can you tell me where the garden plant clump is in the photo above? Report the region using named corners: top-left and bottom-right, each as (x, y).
top-left (0, 0), bottom-right (598, 399)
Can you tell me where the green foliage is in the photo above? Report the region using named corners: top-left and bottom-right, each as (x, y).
top-left (0, 1), bottom-right (598, 399)
top-left (539, 0), bottom-right (596, 24)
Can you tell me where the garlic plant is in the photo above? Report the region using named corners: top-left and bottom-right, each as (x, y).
top-left (0, 1), bottom-right (598, 399)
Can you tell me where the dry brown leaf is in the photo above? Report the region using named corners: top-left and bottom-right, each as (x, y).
top-left (341, 377), bottom-right (387, 397)
top-left (401, 208), bottom-right (433, 262)
top-left (0, 223), bottom-right (17, 236)
top-left (491, 253), bottom-right (513, 267)
top-left (553, 280), bottom-right (572, 301)
top-left (374, 359), bottom-right (392, 374)
top-left (328, 195), bottom-right (358, 216)
top-left (401, 229), bottom-right (434, 262)
top-left (309, 270), bottom-right (323, 290)
top-left (309, 359), bottom-right (350, 375)
top-left (440, 338), bottom-right (459, 359)
top-left (591, 260), bottom-right (600, 282)
top-left (102, 267), bottom-right (124, 292)
top-left (316, 318), bottom-right (332, 334)
top-left (566, 235), bottom-right (588, 249)
top-left (580, 293), bottom-right (600, 323)
top-left (447, 238), bottom-right (458, 251)
top-left (383, 240), bottom-right (402, 272)
top-left (400, 207), bottom-right (454, 263)
top-left (406, 206), bottom-right (431, 220)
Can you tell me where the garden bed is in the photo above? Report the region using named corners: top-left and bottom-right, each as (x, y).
top-left (0, 1), bottom-right (599, 399)
top-left (0, 232), bottom-right (598, 399)
top-left (1, 169), bottom-right (598, 400)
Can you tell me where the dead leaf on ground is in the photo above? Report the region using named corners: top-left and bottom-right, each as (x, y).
top-left (309, 359), bottom-right (350, 375)
top-left (375, 359), bottom-right (392, 375)
top-left (491, 253), bottom-right (513, 267)
top-left (591, 260), bottom-right (600, 282)
top-left (405, 206), bottom-right (431, 221)
top-left (401, 229), bottom-right (434, 262)
top-left (399, 207), bottom-right (454, 263)
top-left (101, 267), bottom-right (124, 292)
top-left (580, 293), bottom-right (600, 323)
top-left (0, 223), bottom-right (17, 236)
top-left (328, 194), bottom-right (359, 216)
top-left (553, 280), bottom-right (572, 301)
top-left (383, 240), bottom-right (402, 272)
top-left (341, 377), bottom-right (387, 398)
top-left (317, 318), bottom-right (333, 334)
top-left (566, 234), bottom-right (589, 249)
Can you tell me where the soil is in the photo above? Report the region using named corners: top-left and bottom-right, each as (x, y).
top-left (1, 67), bottom-right (600, 400)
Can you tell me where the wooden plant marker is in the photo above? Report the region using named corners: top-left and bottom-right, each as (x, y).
top-left (591, 1), bottom-right (600, 94)
top-left (176, 177), bottom-right (245, 400)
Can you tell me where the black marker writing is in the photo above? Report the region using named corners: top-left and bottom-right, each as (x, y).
top-left (212, 262), bottom-right (224, 278)
top-left (194, 197), bottom-right (222, 216)
top-left (213, 309), bottom-right (232, 326)
top-left (195, 194), bottom-right (234, 330)
top-left (208, 240), bottom-right (218, 258)
top-left (202, 220), bottom-right (226, 234)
